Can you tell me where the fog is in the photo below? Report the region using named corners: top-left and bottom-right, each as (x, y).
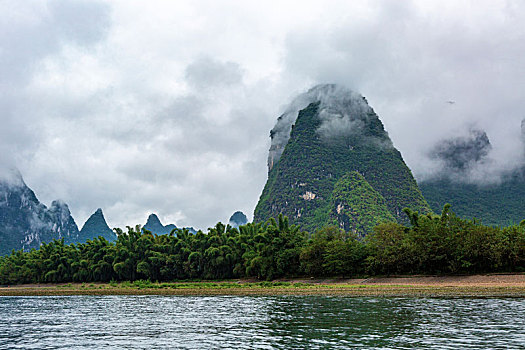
top-left (2, 0), bottom-right (525, 229)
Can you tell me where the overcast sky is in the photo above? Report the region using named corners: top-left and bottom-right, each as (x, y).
top-left (2, 0), bottom-right (525, 230)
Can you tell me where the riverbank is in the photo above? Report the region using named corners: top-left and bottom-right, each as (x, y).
top-left (2, 274), bottom-right (525, 297)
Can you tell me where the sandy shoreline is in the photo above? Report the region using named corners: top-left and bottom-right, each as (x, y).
top-left (2, 274), bottom-right (525, 297)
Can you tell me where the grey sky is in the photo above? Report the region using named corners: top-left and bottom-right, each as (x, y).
top-left (2, 0), bottom-right (525, 230)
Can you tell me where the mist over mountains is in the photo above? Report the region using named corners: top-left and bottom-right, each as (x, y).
top-left (3, 81), bottom-right (525, 253)
top-left (431, 129), bottom-right (492, 174)
top-left (0, 169), bottom-right (193, 254)
top-left (420, 120), bottom-right (525, 225)
top-left (268, 84), bottom-right (392, 172)
top-left (256, 84), bottom-right (429, 234)
top-left (0, 169), bottom-right (79, 255)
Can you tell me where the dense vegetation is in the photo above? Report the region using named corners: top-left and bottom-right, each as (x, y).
top-left (420, 173), bottom-right (525, 227)
top-left (254, 102), bottom-right (429, 233)
top-left (330, 172), bottom-right (395, 236)
top-left (1, 206), bottom-right (524, 284)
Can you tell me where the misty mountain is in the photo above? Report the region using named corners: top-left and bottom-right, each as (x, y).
top-left (254, 84), bottom-right (430, 235)
top-left (143, 213), bottom-right (177, 235)
top-left (420, 124), bottom-right (525, 226)
top-left (0, 169), bottom-right (79, 255)
top-left (228, 211), bottom-right (248, 228)
top-left (431, 129), bottom-right (491, 172)
top-left (78, 208), bottom-right (116, 242)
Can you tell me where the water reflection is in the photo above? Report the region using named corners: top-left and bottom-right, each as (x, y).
top-left (1, 296), bottom-right (524, 349)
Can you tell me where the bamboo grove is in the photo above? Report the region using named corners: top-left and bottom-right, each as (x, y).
top-left (1, 205), bottom-right (525, 284)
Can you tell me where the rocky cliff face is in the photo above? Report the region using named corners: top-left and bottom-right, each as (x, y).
top-left (254, 84), bottom-right (430, 234)
top-left (78, 208), bottom-right (116, 242)
top-left (0, 169), bottom-right (79, 254)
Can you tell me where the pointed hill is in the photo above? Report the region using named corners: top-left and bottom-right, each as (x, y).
top-left (79, 208), bottom-right (116, 242)
top-left (254, 84), bottom-right (429, 233)
top-left (0, 169), bottom-right (79, 254)
top-left (228, 211), bottom-right (248, 228)
top-left (143, 213), bottom-right (177, 235)
top-left (50, 200), bottom-right (82, 244)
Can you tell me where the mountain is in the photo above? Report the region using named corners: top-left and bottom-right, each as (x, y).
top-left (330, 172), bottom-right (395, 234)
top-left (228, 211), bottom-right (248, 228)
top-left (254, 84), bottom-right (430, 235)
top-left (51, 200), bottom-right (82, 244)
top-left (419, 126), bottom-right (525, 226)
top-left (429, 128), bottom-right (492, 175)
top-left (0, 169), bottom-right (79, 255)
top-left (78, 208), bottom-right (116, 242)
top-left (143, 213), bottom-right (177, 235)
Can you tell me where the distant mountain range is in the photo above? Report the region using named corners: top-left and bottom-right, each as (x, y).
top-left (143, 213), bottom-right (177, 234)
top-left (4, 85), bottom-right (525, 255)
top-left (0, 169), bottom-right (80, 255)
top-left (77, 208), bottom-right (116, 243)
top-left (0, 169), bottom-right (195, 254)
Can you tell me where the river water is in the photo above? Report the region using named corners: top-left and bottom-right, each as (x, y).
top-left (1, 296), bottom-right (524, 349)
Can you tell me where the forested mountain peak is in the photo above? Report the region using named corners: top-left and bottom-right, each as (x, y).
top-left (228, 211), bottom-right (248, 228)
top-left (143, 213), bottom-right (176, 235)
top-left (79, 208), bottom-right (115, 242)
top-left (0, 169), bottom-right (79, 254)
top-left (268, 84), bottom-right (392, 172)
top-left (255, 85), bottom-right (429, 233)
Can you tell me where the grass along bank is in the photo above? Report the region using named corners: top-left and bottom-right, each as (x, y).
top-left (2, 274), bottom-right (525, 297)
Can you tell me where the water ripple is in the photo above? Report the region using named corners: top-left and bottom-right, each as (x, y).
top-left (1, 296), bottom-right (524, 349)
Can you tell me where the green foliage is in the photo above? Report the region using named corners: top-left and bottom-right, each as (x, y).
top-left (330, 172), bottom-right (395, 236)
top-left (1, 207), bottom-right (525, 284)
top-left (254, 102), bottom-right (430, 234)
top-left (366, 205), bottom-right (525, 275)
top-left (420, 176), bottom-right (525, 227)
top-left (300, 226), bottom-right (367, 277)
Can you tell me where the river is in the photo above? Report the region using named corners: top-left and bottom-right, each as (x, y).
top-left (1, 296), bottom-right (524, 349)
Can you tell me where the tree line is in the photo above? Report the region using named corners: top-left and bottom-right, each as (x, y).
top-left (1, 205), bottom-right (525, 284)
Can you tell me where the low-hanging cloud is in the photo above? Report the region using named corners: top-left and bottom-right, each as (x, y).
top-left (425, 128), bottom-right (497, 184)
top-left (3, 0), bottom-right (525, 231)
top-left (0, 0), bottom-right (110, 172)
top-left (268, 84), bottom-right (391, 171)
top-left (283, 0), bottom-right (525, 184)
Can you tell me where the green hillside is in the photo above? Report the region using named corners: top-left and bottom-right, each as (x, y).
top-left (420, 175), bottom-right (525, 226)
top-left (254, 88), bottom-right (429, 233)
top-left (419, 126), bottom-right (525, 227)
top-left (330, 172), bottom-right (395, 236)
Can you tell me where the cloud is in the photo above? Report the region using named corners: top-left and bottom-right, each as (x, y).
top-left (283, 0), bottom-right (525, 182)
top-left (2, 0), bottom-right (525, 231)
top-left (0, 0), bottom-right (110, 170)
top-left (268, 84), bottom-right (393, 171)
top-left (185, 57), bottom-right (243, 89)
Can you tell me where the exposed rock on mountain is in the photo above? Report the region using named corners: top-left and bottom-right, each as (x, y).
top-left (0, 169), bottom-right (79, 254)
top-left (254, 84), bottom-right (430, 234)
